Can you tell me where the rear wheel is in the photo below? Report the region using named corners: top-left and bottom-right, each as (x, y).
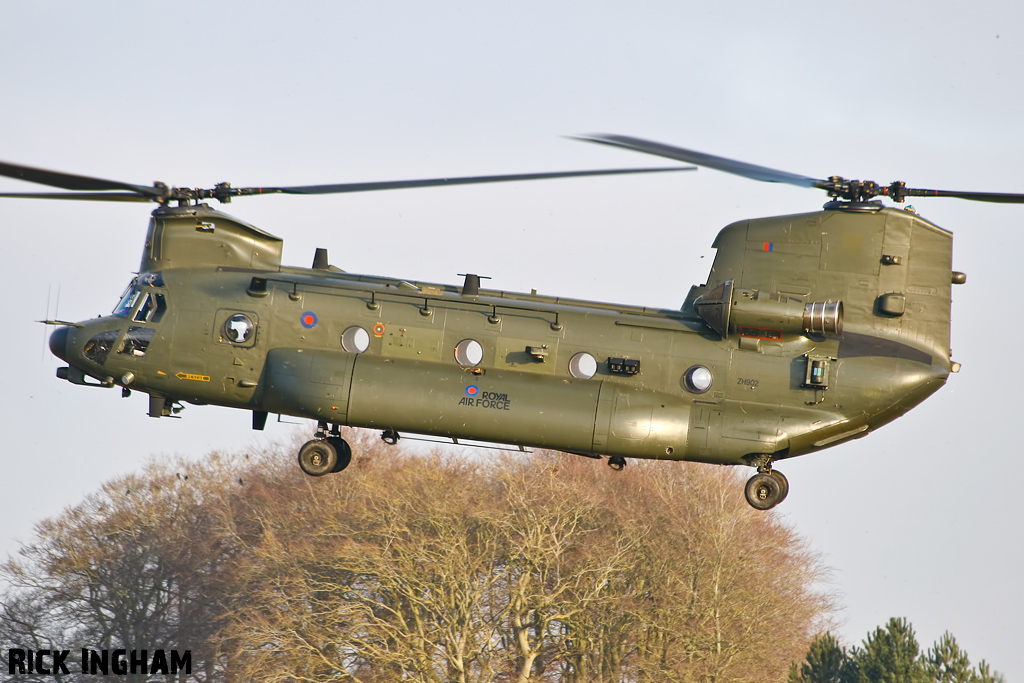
top-left (298, 439), bottom-right (338, 477)
top-left (745, 472), bottom-right (784, 510)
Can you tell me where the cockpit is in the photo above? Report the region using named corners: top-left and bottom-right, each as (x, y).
top-left (83, 274), bottom-right (169, 366)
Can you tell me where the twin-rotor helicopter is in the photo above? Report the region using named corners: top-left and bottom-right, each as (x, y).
top-left (6, 135), bottom-right (1022, 509)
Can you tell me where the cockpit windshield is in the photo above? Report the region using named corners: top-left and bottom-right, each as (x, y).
top-left (113, 278), bottom-right (140, 317)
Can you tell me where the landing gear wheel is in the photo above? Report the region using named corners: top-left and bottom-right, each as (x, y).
top-left (326, 436), bottom-right (352, 472)
top-left (608, 456), bottom-right (627, 471)
top-left (298, 439), bottom-right (338, 477)
top-left (769, 469), bottom-right (789, 504)
top-left (745, 472), bottom-right (784, 510)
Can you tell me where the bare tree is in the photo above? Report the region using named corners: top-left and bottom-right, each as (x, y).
top-left (490, 456), bottom-right (638, 683)
top-left (1, 454), bottom-right (247, 682)
top-left (521, 456), bottom-right (833, 683)
top-left (225, 439), bottom-right (510, 683)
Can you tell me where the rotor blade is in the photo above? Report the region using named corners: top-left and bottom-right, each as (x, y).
top-left (572, 134), bottom-right (821, 188)
top-left (248, 166), bottom-right (693, 196)
top-left (0, 191), bottom-right (154, 202)
top-left (900, 187), bottom-right (1024, 204)
top-left (0, 160), bottom-right (156, 196)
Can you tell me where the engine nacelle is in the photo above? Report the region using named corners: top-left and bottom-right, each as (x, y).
top-left (694, 279), bottom-right (843, 339)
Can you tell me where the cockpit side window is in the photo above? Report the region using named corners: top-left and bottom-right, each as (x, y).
top-left (151, 294), bottom-right (167, 322)
top-left (133, 293), bottom-right (167, 323)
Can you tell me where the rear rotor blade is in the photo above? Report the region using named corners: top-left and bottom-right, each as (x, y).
top-left (577, 134), bottom-right (1024, 204)
top-left (0, 160), bottom-right (156, 196)
top-left (246, 166), bottom-right (694, 196)
top-left (573, 134), bottom-right (821, 188)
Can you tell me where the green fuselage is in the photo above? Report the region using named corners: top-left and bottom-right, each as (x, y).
top-left (51, 201), bottom-right (955, 467)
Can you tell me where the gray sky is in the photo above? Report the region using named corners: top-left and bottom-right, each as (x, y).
top-left (2, 1), bottom-right (1021, 677)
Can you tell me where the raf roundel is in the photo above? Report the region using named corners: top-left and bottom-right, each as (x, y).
top-left (465, 385), bottom-right (480, 397)
top-left (300, 312), bottom-right (318, 329)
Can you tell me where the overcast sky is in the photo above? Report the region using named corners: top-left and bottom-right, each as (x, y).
top-left (2, 1), bottom-right (1022, 678)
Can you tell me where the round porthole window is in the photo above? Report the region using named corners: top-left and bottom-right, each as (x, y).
top-left (568, 352), bottom-right (598, 379)
top-left (684, 365), bottom-right (713, 393)
top-left (224, 313), bottom-right (255, 344)
top-left (341, 326), bottom-right (370, 353)
top-left (454, 339), bottom-right (484, 366)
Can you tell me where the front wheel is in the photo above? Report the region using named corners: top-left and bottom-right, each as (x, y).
top-left (298, 439), bottom-right (338, 477)
top-left (745, 472), bottom-right (784, 510)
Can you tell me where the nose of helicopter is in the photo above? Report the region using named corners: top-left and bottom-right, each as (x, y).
top-left (49, 326), bottom-right (69, 362)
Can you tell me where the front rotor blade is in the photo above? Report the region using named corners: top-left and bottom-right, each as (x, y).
top-left (252, 166), bottom-right (693, 196)
top-left (573, 134), bottom-right (821, 188)
top-left (901, 187), bottom-right (1024, 204)
top-left (0, 191), bottom-right (154, 202)
top-left (0, 160), bottom-right (157, 196)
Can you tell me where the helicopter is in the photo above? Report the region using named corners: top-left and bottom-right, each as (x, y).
top-left (6, 135), bottom-right (1023, 510)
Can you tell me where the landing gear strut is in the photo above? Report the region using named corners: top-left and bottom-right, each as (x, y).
top-left (744, 465), bottom-right (789, 510)
top-left (297, 422), bottom-right (353, 477)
